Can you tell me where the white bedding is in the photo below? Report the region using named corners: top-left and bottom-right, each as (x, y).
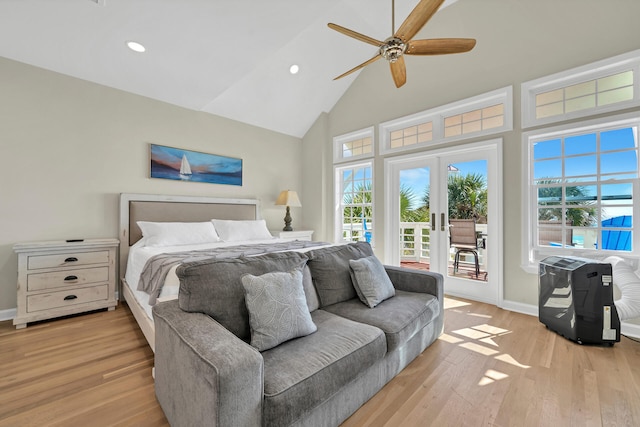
top-left (124, 238), bottom-right (333, 319)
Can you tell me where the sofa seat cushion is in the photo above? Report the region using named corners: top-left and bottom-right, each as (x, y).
top-left (261, 309), bottom-right (386, 427)
top-left (322, 290), bottom-right (440, 352)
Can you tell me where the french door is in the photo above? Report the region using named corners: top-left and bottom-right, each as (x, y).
top-left (384, 139), bottom-right (503, 305)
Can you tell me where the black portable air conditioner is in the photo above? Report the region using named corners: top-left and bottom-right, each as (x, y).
top-left (539, 256), bottom-right (620, 345)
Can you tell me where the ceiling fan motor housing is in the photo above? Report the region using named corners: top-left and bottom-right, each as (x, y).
top-left (380, 37), bottom-right (406, 62)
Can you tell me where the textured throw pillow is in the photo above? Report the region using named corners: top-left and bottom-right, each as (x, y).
top-left (241, 268), bottom-right (317, 351)
top-left (349, 255), bottom-right (395, 308)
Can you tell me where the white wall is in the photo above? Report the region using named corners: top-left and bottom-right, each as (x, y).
top-left (302, 0), bottom-right (640, 312)
top-left (0, 57), bottom-right (303, 313)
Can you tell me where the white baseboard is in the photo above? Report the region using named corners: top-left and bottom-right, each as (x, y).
top-left (500, 300), bottom-right (537, 317)
top-left (621, 321), bottom-right (640, 339)
top-left (0, 308), bottom-right (16, 322)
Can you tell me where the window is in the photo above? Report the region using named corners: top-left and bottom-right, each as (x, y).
top-left (522, 49), bottom-right (640, 128)
top-left (335, 162), bottom-right (373, 243)
top-left (522, 113), bottom-right (639, 271)
top-left (333, 127), bottom-right (374, 163)
top-left (444, 104), bottom-right (504, 137)
top-left (380, 86), bottom-right (512, 155)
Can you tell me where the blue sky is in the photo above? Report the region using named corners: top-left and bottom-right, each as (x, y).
top-left (400, 160), bottom-right (488, 209)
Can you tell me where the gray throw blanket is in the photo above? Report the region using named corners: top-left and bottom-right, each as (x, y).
top-left (137, 240), bottom-right (328, 305)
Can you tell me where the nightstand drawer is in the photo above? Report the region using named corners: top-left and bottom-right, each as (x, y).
top-left (27, 250), bottom-right (110, 270)
top-left (27, 266), bottom-right (110, 291)
top-left (27, 284), bottom-right (109, 313)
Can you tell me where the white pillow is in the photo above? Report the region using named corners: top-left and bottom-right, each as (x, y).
top-left (137, 221), bottom-right (220, 247)
top-left (212, 219), bottom-right (273, 242)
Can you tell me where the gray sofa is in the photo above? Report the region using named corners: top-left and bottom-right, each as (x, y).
top-left (153, 242), bottom-right (444, 427)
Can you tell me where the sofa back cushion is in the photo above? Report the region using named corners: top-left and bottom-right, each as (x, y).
top-left (177, 252), bottom-right (309, 340)
top-left (306, 242), bottom-right (374, 307)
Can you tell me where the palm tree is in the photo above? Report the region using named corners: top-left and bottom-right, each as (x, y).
top-left (400, 185), bottom-right (429, 222)
top-left (536, 179), bottom-right (597, 226)
top-left (422, 172), bottom-right (488, 222)
top-left (447, 173), bottom-right (487, 222)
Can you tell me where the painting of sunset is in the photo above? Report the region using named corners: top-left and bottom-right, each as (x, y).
top-left (150, 144), bottom-right (242, 186)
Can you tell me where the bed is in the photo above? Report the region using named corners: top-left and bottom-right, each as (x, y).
top-left (119, 193), bottom-right (326, 352)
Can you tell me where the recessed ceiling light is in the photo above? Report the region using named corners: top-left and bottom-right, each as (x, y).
top-left (126, 41), bottom-right (146, 53)
top-left (289, 64), bottom-right (299, 75)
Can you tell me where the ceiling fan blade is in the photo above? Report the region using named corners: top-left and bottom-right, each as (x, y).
top-left (406, 38), bottom-right (477, 55)
top-left (395, 0), bottom-right (445, 42)
top-left (390, 56), bottom-right (407, 88)
top-left (328, 23), bottom-right (384, 47)
top-left (334, 55), bottom-right (382, 80)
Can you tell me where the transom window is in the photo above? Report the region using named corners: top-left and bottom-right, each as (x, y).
top-left (535, 71), bottom-right (634, 120)
top-left (333, 127), bottom-right (374, 163)
top-left (444, 104), bottom-right (505, 138)
top-left (380, 86), bottom-right (512, 155)
top-left (522, 49), bottom-right (640, 129)
top-left (390, 122), bottom-right (433, 149)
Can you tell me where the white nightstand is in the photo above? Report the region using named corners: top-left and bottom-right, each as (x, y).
top-left (13, 238), bottom-right (119, 329)
top-left (273, 230), bottom-right (314, 241)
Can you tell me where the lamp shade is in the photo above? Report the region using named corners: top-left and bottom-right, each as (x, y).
top-left (275, 190), bottom-right (301, 207)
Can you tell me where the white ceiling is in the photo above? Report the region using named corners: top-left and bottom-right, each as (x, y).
top-left (0, 0), bottom-right (456, 138)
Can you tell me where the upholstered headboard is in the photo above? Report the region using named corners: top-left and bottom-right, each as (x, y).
top-left (119, 193), bottom-right (261, 281)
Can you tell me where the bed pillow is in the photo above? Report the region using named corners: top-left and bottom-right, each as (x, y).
top-left (241, 268), bottom-right (317, 351)
top-left (349, 255), bottom-right (395, 308)
top-left (212, 219), bottom-right (273, 242)
top-left (137, 221), bottom-right (220, 247)
top-left (306, 242), bottom-right (374, 307)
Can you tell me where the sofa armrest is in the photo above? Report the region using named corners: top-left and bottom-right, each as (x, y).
top-left (153, 300), bottom-right (263, 427)
top-left (384, 265), bottom-right (444, 310)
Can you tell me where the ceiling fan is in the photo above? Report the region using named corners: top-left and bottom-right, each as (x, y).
top-left (328, 0), bottom-right (476, 88)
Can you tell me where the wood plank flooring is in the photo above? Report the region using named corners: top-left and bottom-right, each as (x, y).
top-left (1, 299), bottom-right (639, 426)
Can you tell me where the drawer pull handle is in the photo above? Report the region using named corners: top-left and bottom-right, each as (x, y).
top-left (64, 257), bottom-right (78, 263)
top-left (63, 295), bottom-right (78, 301)
top-left (64, 275), bottom-right (78, 282)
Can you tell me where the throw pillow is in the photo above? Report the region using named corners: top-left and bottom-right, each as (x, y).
top-left (177, 251), bottom-right (309, 340)
top-left (306, 242), bottom-right (374, 307)
top-left (241, 268), bottom-right (317, 351)
top-left (349, 255), bottom-right (395, 308)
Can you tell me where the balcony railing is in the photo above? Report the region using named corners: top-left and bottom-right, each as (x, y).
top-left (343, 222), bottom-right (486, 268)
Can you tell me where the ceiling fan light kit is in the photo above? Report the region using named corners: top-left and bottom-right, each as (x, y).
top-left (328, 0), bottom-right (476, 88)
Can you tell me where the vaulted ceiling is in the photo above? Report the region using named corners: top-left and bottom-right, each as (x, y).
top-left (0, 0), bottom-right (457, 138)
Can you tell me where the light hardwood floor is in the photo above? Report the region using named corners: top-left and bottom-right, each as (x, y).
top-left (1, 299), bottom-right (639, 427)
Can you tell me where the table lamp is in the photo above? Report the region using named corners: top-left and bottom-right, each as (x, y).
top-left (275, 190), bottom-right (301, 231)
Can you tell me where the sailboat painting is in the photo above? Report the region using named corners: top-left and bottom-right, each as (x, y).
top-left (150, 144), bottom-right (242, 186)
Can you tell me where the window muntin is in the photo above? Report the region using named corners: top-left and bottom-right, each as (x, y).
top-left (336, 163), bottom-right (373, 243)
top-left (528, 119), bottom-right (639, 260)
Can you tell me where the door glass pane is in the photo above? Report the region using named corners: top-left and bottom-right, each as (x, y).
top-left (399, 167), bottom-right (431, 271)
top-left (447, 160), bottom-right (488, 282)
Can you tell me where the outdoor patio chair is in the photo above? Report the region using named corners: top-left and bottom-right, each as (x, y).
top-left (449, 218), bottom-right (480, 278)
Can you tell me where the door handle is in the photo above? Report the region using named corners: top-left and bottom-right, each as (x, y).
top-left (431, 213), bottom-right (436, 231)
top-left (441, 213), bottom-right (445, 232)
